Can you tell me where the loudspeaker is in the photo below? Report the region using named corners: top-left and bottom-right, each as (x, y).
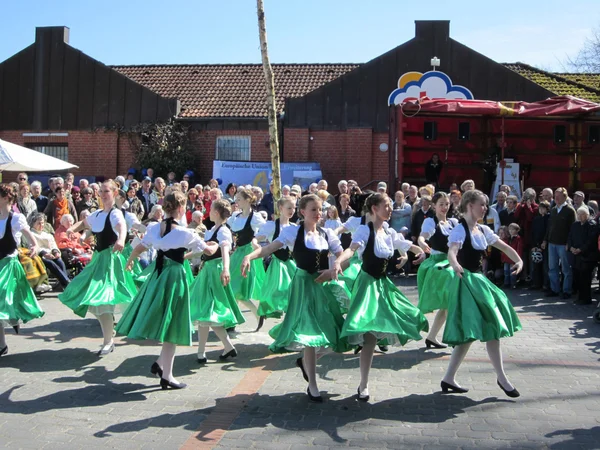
top-left (458, 122), bottom-right (470, 141)
top-left (424, 121), bottom-right (437, 141)
top-left (589, 125), bottom-right (599, 144)
top-left (554, 125), bottom-right (566, 144)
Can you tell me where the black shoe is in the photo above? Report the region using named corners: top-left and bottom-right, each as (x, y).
top-left (545, 291), bottom-right (559, 297)
top-left (12, 325), bottom-right (20, 335)
top-left (160, 378), bottom-right (187, 390)
top-left (378, 345), bottom-right (389, 353)
top-left (357, 387), bottom-right (370, 402)
top-left (0, 346), bottom-right (7, 357)
top-left (497, 380), bottom-right (520, 398)
top-left (296, 357), bottom-right (308, 382)
top-left (441, 380), bottom-right (469, 394)
top-left (354, 345), bottom-right (363, 355)
top-left (561, 293), bottom-right (571, 300)
top-left (306, 387), bottom-right (323, 403)
top-left (219, 348), bottom-right (238, 360)
top-left (255, 315), bottom-right (266, 332)
top-left (197, 357), bottom-right (208, 364)
top-left (150, 362), bottom-right (163, 378)
top-left (425, 339), bottom-right (447, 349)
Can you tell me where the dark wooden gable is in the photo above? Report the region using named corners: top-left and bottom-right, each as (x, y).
top-left (285, 21), bottom-right (555, 132)
top-left (0, 27), bottom-right (179, 131)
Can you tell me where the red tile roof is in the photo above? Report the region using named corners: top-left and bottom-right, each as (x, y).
top-left (111, 64), bottom-right (359, 119)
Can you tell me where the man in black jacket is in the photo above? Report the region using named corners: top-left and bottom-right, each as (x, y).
top-left (542, 188), bottom-right (576, 299)
top-left (531, 201), bottom-right (551, 289)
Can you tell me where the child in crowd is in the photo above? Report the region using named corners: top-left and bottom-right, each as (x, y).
top-left (502, 223), bottom-right (523, 288)
top-left (323, 205), bottom-right (343, 268)
top-left (531, 201), bottom-right (551, 290)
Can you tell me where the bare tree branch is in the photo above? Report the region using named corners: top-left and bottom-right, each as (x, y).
top-left (567, 26), bottom-right (600, 73)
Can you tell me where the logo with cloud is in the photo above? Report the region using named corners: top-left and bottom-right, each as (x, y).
top-left (388, 71), bottom-right (474, 106)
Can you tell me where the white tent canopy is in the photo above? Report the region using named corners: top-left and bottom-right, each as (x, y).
top-left (0, 138), bottom-right (78, 172)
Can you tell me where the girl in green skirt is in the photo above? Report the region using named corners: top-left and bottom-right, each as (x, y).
top-left (442, 189), bottom-right (523, 398)
top-left (417, 192), bottom-right (458, 349)
top-left (0, 183), bottom-right (44, 357)
top-left (241, 194), bottom-right (349, 403)
top-left (334, 193), bottom-right (428, 401)
top-left (227, 188), bottom-right (266, 325)
top-left (254, 196), bottom-right (298, 329)
top-left (59, 180), bottom-right (137, 356)
top-left (190, 199), bottom-right (244, 363)
top-left (117, 191), bottom-right (218, 390)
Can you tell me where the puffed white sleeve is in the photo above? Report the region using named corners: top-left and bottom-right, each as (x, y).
top-left (420, 217), bottom-right (436, 238)
top-left (12, 214), bottom-right (29, 233)
top-left (186, 231), bottom-right (208, 253)
top-left (85, 210), bottom-right (102, 230)
top-left (343, 216), bottom-right (361, 234)
top-left (350, 225), bottom-right (370, 250)
top-left (217, 226), bottom-right (233, 248)
top-left (482, 225), bottom-right (500, 246)
top-left (256, 221), bottom-right (275, 242)
top-left (141, 222), bottom-right (160, 248)
top-left (448, 224), bottom-right (467, 249)
top-left (325, 228), bottom-right (343, 254)
top-left (275, 224), bottom-right (298, 250)
top-left (390, 228), bottom-right (413, 252)
top-left (109, 209), bottom-right (126, 230)
top-left (251, 212), bottom-right (266, 233)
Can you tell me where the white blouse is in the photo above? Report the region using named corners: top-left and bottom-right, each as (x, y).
top-left (343, 216), bottom-right (388, 234)
top-left (351, 224), bottom-right (412, 259)
top-left (0, 213), bottom-right (28, 257)
top-left (227, 211), bottom-right (266, 234)
top-left (448, 223), bottom-right (499, 250)
top-left (421, 217), bottom-right (459, 255)
top-left (205, 225), bottom-right (233, 248)
top-left (256, 220), bottom-right (292, 243)
top-left (86, 209), bottom-right (124, 234)
top-left (141, 222), bottom-right (207, 253)
top-left (276, 223), bottom-right (343, 254)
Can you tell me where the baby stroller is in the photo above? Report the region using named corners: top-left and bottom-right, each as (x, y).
top-left (61, 249), bottom-right (91, 278)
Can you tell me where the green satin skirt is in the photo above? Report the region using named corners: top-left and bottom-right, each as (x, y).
top-left (417, 253), bottom-right (454, 313)
top-left (135, 259), bottom-right (193, 288)
top-left (122, 242), bottom-right (143, 283)
top-left (341, 270), bottom-right (428, 347)
top-left (269, 268), bottom-right (351, 354)
top-left (116, 258), bottom-right (193, 345)
top-left (0, 256), bottom-right (44, 324)
top-left (442, 270), bottom-right (522, 346)
top-left (189, 258), bottom-right (245, 328)
top-left (339, 253), bottom-right (361, 293)
top-left (229, 243), bottom-right (265, 301)
top-left (258, 256), bottom-right (297, 318)
top-left (59, 248), bottom-right (136, 318)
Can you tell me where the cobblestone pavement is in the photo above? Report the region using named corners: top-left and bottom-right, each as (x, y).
top-left (1, 277), bottom-right (599, 449)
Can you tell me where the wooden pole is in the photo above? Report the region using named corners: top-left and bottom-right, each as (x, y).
top-left (257, 0), bottom-right (282, 210)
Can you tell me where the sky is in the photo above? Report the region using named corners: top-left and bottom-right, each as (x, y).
top-left (1, 0), bottom-right (599, 71)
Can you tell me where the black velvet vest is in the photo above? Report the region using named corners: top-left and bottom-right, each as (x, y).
top-left (0, 212), bottom-right (17, 259)
top-left (202, 224), bottom-right (224, 262)
top-left (155, 218), bottom-right (186, 275)
top-left (273, 219), bottom-right (292, 262)
top-left (95, 209), bottom-right (120, 252)
top-left (233, 211), bottom-right (255, 247)
top-left (428, 216), bottom-right (451, 254)
top-left (361, 222), bottom-right (391, 279)
top-left (292, 222), bottom-right (329, 274)
top-left (457, 218), bottom-right (487, 273)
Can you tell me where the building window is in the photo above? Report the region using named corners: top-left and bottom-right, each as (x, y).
top-left (216, 136), bottom-right (251, 161)
top-left (26, 144), bottom-right (69, 161)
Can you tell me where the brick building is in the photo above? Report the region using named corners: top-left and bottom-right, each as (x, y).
top-left (1, 21), bottom-right (599, 190)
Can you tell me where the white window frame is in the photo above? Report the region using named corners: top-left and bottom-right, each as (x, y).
top-left (215, 136), bottom-right (251, 161)
top-left (26, 144), bottom-right (69, 162)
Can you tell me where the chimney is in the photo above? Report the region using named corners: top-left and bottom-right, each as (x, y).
top-left (414, 20), bottom-right (450, 40)
top-left (35, 26), bottom-right (70, 45)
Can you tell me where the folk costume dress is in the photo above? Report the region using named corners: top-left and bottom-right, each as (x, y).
top-left (116, 218), bottom-right (206, 346)
top-left (121, 208), bottom-right (144, 286)
top-left (0, 212), bottom-right (44, 327)
top-left (341, 223), bottom-right (429, 346)
top-left (269, 222), bottom-right (350, 354)
top-left (442, 219), bottom-right (522, 346)
top-left (417, 217), bottom-right (458, 314)
top-left (256, 219), bottom-right (297, 319)
top-left (227, 211), bottom-right (266, 302)
top-left (339, 216), bottom-right (367, 291)
top-left (189, 225), bottom-right (245, 329)
top-left (59, 209), bottom-right (136, 318)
